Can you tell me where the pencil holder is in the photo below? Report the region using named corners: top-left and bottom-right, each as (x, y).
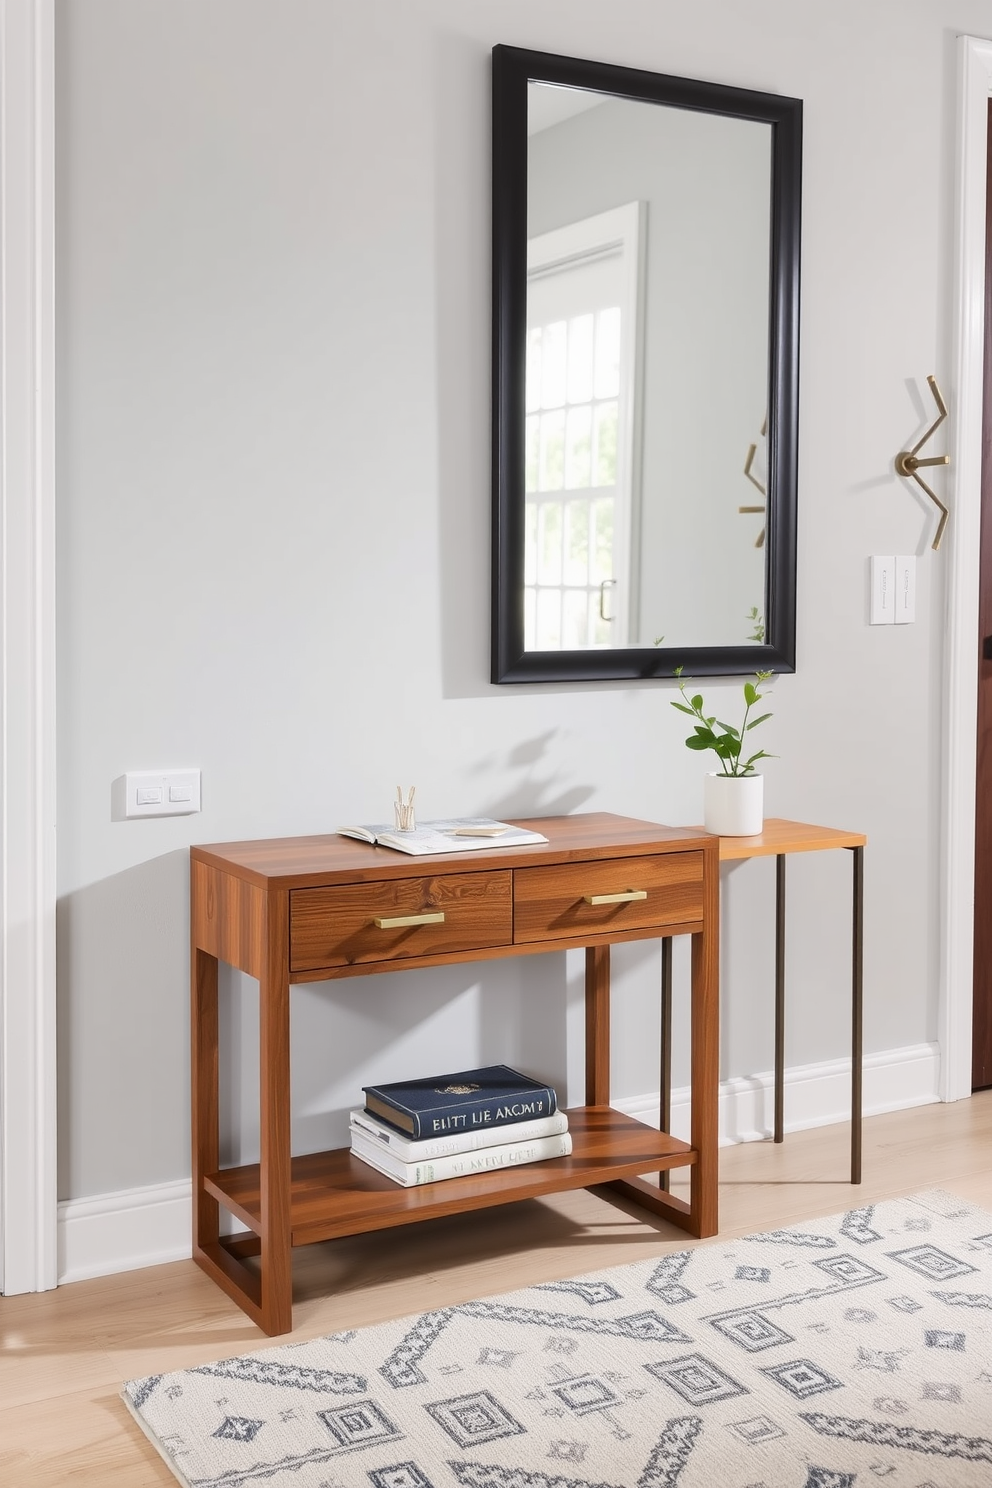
top-left (394, 789), bottom-right (416, 832)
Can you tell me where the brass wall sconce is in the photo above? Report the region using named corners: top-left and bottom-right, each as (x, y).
top-left (895, 375), bottom-right (950, 551)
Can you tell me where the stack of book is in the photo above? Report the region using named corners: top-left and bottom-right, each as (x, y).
top-left (350, 1064), bottom-right (571, 1187)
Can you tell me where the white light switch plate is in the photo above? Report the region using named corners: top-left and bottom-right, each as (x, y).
top-left (894, 554), bottom-right (916, 623)
top-left (124, 769), bottom-right (201, 818)
top-left (870, 555), bottom-right (896, 624)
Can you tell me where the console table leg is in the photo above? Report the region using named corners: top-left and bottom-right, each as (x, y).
top-left (689, 847), bottom-right (719, 1237)
top-left (851, 845), bottom-right (864, 1184)
top-left (258, 891), bottom-right (293, 1336)
top-left (585, 945), bottom-right (611, 1106)
top-left (660, 937), bottom-right (673, 1192)
top-left (774, 854), bottom-right (786, 1143)
top-left (191, 947), bottom-right (220, 1256)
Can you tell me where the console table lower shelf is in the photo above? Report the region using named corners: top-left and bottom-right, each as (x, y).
top-left (205, 1107), bottom-right (696, 1255)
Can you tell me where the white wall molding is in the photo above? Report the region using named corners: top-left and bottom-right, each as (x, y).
top-left (614, 1041), bottom-right (940, 1148)
top-left (940, 35), bottom-right (992, 1103)
top-left (59, 1043), bottom-right (939, 1285)
top-left (58, 1180), bottom-right (194, 1285)
top-left (0, 0), bottom-right (57, 1294)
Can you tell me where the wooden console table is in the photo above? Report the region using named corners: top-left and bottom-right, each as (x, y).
top-left (190, 813), bottom-right (720, 1335)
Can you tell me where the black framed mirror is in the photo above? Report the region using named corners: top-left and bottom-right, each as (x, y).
top-left (491, 45), bottom-right (801, 683)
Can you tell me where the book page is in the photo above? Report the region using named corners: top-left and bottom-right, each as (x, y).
top-left (337, 819), bottom-right (549, 856)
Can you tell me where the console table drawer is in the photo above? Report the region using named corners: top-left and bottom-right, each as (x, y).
top-left (513, 852), bottom-right (703, 943)
top-left (290, 870), bottom-right (513, 970)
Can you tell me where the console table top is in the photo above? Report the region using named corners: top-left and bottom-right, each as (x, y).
top-left (190, 812), bottom-right (713, 889)
top-left (713, 817), bottom-right (867, 861)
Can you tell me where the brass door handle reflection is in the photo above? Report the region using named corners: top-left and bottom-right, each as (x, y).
top-left (583, 890), bottom-right (648, 905)
top-left (373, 911), bottom-right (445, 929)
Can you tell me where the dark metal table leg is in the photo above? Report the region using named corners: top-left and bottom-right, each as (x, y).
top-left (851, 845), bottom-right (864, 1183)
top-left (660, 936), bottom-right (673, 1191)
top-left (774, 854), bottom-right (786, 1143)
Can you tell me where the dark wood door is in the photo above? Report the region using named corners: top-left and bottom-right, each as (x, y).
top-left (973, 100), bottom-right (992, 1090)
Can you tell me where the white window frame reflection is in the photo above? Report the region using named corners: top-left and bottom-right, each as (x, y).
top-left (524, 201), bottom-right (644, 649)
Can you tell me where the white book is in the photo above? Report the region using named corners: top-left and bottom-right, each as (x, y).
top-left (336, 817), bottom-right (549, 857)
top-left (350, 1127), bottom-right (572, 1187)
top-left (349, 1106), bottom-right (569, 1161)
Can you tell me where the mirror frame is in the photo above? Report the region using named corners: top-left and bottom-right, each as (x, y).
top-left (491, 44), bottom-right (802, 683)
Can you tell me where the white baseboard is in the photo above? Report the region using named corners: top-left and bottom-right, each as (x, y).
top-left (58, 1042), bottom-right (941, 1285)
top-left (613, 1041), bottom-right (941, 1146)
top-left (58, 1178), bottom-right (194, 1284)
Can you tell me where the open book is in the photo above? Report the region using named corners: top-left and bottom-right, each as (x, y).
top-left (336, 817), bottom-right (549, 857)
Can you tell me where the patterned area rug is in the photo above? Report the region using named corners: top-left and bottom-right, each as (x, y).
top-left (123, 1190), bottom-right (992, 1488)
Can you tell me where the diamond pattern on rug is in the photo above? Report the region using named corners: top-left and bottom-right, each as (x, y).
top-left (318, 1399), bottom-right (402, 1449)
top-left (369, 1463), bottom-right (434, 1488)
top-left (707, 1308), bottom-right (795, 1352)
top-left (424, 1391), bottom-right (525, 1448)
top-left (644, 1352), bottom-right (748, 1405)
top-left (759, 1358), bottom-right (842, 1399)
top-left (549, 1375), bottom-right (622, 1416)
top-left (212, 1415), bottom-right (264, 1442)
top-left (886, 1246), bottom-right (978, 1281)
top-left (123, 1191), bottom-right (992, 1487)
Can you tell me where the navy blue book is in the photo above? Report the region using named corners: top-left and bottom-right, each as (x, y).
top-left (363, 1064), bottom-right (558, 1139)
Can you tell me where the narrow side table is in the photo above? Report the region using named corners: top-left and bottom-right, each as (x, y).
top-left (660, 818), bottom-right (866, 1185)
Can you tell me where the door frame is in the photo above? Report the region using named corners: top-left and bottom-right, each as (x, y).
top-left (0, 0), bottom-right (57, 1293)
top-left (940, 35), bottom-right (992, 1102)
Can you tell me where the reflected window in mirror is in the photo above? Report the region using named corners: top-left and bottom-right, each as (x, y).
top-left (525, 201), bottom-right (641, 649)
top-left (492, 47), bottom-right (802, 682)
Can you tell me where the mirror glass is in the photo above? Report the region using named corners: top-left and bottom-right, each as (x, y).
top-left (492, 48), bottom-right (801, 683)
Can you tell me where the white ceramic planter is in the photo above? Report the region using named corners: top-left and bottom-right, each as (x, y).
top-left (703, 771), bottom-right (763, 837)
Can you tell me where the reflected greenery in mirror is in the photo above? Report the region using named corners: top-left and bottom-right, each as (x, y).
top-left (491, 46), bottom-right (802, 682)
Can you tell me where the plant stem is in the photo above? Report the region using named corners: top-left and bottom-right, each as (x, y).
top-left (734, 695), bottom-right (753, 775)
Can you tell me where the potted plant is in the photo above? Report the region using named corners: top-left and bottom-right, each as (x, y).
top-left (671, 668), bottom-right (774, 836)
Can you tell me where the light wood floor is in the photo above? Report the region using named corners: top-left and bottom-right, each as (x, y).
top-left (3, 1094), bottom-right (991, 1486)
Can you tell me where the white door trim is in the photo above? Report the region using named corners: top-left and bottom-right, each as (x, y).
top-left (0, 0), bottom-right (57, 1293)
top-left (939, 35), bottom-right (992, 1102)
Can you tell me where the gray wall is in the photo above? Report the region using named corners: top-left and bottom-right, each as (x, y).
top-left (56, 0), bottom-right (974, 1200)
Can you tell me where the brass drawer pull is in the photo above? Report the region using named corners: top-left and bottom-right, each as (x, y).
top-left (373, 911), bottom-right (445, 929)
top-left (583, 889), bottom-right (648, 905)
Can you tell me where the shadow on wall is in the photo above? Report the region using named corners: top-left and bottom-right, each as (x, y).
top-left (57, 849), bottom-right (191, 1201)
top-left (469, 730), bottom-right (597, 821)
top-left (220, 952), bottom-right (570, 1168)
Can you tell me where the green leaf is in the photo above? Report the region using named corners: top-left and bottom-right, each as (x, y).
top-left (714, 720), bottom-right (740, 738)
top-left (685, 735), bottom-right (712, 751)
top-left (690, 694), bottom-right (704, 711)
top-left (743, 682), bottom-right (758, 706)
top-left (746, 712), bottom-right (772, 730)
top-left (671, 702), bottom-right (697, 716)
